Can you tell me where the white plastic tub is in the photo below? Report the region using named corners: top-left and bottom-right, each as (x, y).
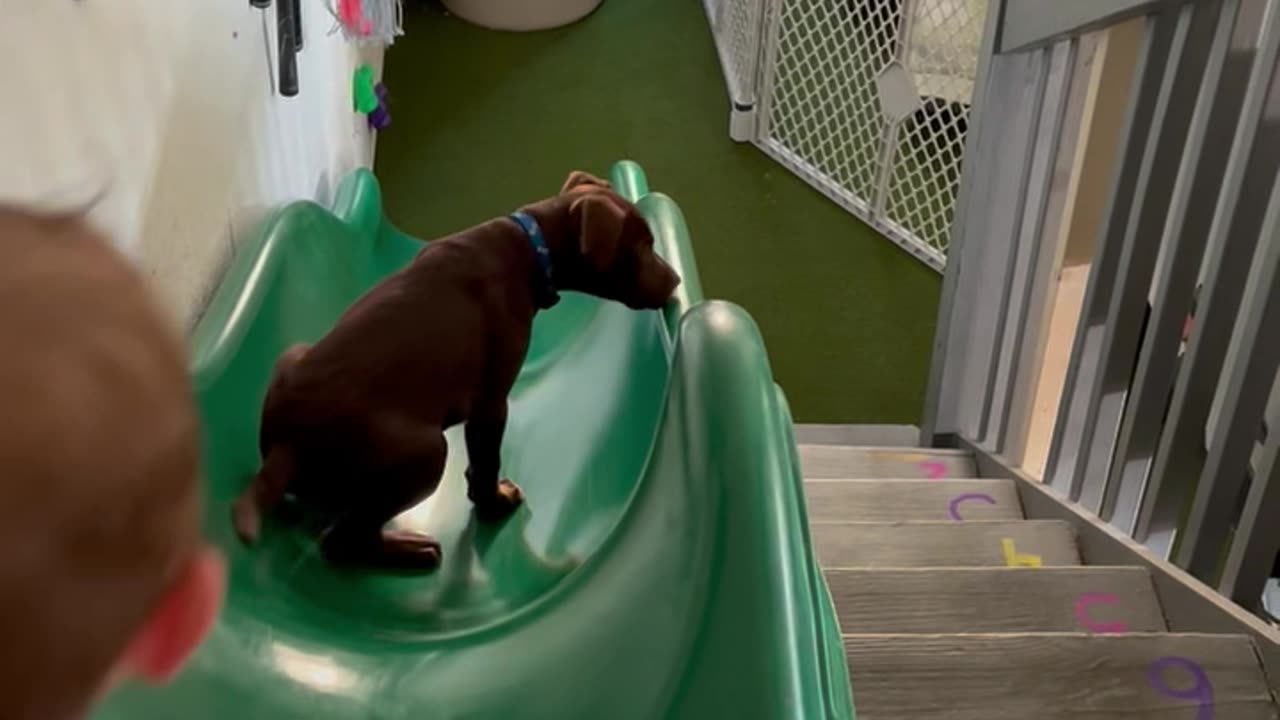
top-left (442, 0), bottom-right (604, 31)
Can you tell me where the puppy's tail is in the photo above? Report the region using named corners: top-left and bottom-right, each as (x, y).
top-left (232, 445), bottom-right (294, 546)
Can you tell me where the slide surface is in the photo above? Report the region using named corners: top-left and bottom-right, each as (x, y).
top-left (95, 162), bottom-right (853, 719)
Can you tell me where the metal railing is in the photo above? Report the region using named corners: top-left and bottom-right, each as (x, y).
top-left (924, 0), bottom-right (1280, 617)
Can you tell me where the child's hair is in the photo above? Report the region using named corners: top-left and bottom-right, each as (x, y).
top-left (0, 208), bottom-right (202, 719)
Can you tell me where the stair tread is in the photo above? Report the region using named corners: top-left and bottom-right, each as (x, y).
top-left (793, 424), bottom-right (920, 447)
top-left (805, 477), bottom-right (989, 481)
top-left (843, 632), bottom-right (1276, 719)
top-left (825, 566), bottom-right (1166, 633)
top-left (813, 520), bottom-right (1080, 568)
top-left (800, 444), bottom-right (977, 480)
top-left (805, 478), bottom-right (1023, 521)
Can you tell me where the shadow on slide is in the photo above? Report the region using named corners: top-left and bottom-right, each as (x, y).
top-left (95, 162), bottom-right (854, 719)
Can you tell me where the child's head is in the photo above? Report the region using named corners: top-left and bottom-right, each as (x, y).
top-left (0, 208), bottom-right (225, 719)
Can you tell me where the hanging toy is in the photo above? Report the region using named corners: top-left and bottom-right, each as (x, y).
top-left (352, 64), bottom-right (391, 131)
top-left (368, 83), bottom-right (391, 131)
top-left (353, 65), bottom-right (378, 113)
top-left (333, 0), bottom-right (403, 45)
top-left (338, 0), bottom-right (372, 36)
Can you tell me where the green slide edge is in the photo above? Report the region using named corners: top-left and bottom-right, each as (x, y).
top-left (95, 161), bottom-right (853, 719)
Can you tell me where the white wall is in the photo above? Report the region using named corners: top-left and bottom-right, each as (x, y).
top-left (1, 2), bottom-right (384, 330)
top-left (141, 2), bottom-right (384, 329)
top-left (1, 2), bottom-right (183, 259)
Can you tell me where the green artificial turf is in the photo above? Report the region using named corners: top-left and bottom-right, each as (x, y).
top-left (375, 0), bottom-right (942, 423)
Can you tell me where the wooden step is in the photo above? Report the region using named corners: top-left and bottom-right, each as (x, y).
top-left (793, 424), bottom-right (920, 447)
top-left (805, 479), bottom-right (1023, 522)
top-left (812, 520), bottom-right (1080, 568)
top-left (800, 445), bottom-right (977, 480)
top-left (843, 632), bottom-right (1276, 719)
top-left (825, 567), bottom-right (1166, 633)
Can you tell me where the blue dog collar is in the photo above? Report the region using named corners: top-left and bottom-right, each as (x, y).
top-left (510, 211), bottom-right (559, 309)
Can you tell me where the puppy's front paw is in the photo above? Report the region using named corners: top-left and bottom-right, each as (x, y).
top-left (474, 479), bottom-right (524, 522)
top-left (231, 497), bottom-right (261, 546)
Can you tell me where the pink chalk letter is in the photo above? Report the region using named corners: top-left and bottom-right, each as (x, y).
top-left (1074, 592), bottom-right (1128, 634)
top-left (919, 460), bottom-right (948, 480)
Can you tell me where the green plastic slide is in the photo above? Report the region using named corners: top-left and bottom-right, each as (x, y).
top-left (95, 161), bottom-right (853, 719)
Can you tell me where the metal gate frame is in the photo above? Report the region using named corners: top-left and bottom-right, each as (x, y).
top-left (702, 0), bottom-right (767, 140)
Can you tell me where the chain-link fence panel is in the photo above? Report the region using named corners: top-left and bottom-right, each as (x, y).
top-left (750, 0), bottom-right (986, 269)
top-left (758, 0), bottom-right (897, 213)
top-left (884, 0), bottom-right (985, 261)
top-left (704, 0), bottom-right (765, 108)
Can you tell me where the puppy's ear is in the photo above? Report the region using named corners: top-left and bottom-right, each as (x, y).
top-left (561, 170), bottom-right (612, 195)
top-left (572, 193), bottom-right (627, 272)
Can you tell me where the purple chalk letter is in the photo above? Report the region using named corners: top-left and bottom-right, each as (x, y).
top-left (1149, 656), bottom-right (1214, 720)
top-left (947, 492), bottom-right (996, 520)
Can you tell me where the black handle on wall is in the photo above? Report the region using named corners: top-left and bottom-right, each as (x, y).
top-left (250, 0), bottom-right (271, 8)
top-left (276, 0), bottom-right (299, 97)
top-left (291, 0), bottom-right (304, 51)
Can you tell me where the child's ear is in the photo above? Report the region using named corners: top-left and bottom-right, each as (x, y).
top-left (571, 194), bottom-right (627, 272)
top-left (119, 546), bottom-right (225, 684)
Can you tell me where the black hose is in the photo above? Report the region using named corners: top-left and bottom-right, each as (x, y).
top-left (290, 0), bottom-right (304, 51)
top-left (276, 0), bottom-right (299, 97)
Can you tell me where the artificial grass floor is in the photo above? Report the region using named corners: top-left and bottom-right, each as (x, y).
top-left (375, 0), bottom-right (942, 423)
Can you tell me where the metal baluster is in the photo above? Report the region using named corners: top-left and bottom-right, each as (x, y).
top-left (1075, 1), bottom-right (1220, 514)
top-left (1043, 11), bottom-right (1179, 500)
top-left (973, 47), bottom-right (1050, 446)
top-left (1220, 376), bottom-right (1280, 605)
top-left (958, 50), bottom-right (1048, 445)
top-left (1177, 163), bottom-right (1280, 579)
top-left (1135, 0), bottom-right (1280, 557)
top-left (1104, 0), bottom-right (1245, 531)
top-left (987, 41), bottom-right (1076, 453)
top-left (921, 0), bottom-right (1010, 442)
top-left (1001, 36), bottom-right (1100, 465)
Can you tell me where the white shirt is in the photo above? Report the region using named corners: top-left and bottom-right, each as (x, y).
top-left (0, 2), bottom-right (185, 258)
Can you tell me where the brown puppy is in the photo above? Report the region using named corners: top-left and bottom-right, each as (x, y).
top-left (232, 171), bottom-right (680, 569)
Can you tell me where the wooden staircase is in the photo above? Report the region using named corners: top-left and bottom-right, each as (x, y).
top-left (798, 428), bottom-right (1279, 719)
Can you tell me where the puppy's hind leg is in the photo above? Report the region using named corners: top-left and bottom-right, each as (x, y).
top-left (259, 342), bottom-right (310, 456)
top-left (232, 444), bottom-right (294, 545)
top-left (322, 426), bottom-right (448, 571)
top-left (465, 400), bottom-right (524, 522)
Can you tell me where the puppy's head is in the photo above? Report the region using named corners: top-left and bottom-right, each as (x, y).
top-left (559, 172), bottom-right (681, 310)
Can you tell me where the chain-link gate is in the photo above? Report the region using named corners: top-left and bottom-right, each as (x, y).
top-left (703, 0), bottom-right (766, 140)
top-left (705, 0), bottom-right (987, 270)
